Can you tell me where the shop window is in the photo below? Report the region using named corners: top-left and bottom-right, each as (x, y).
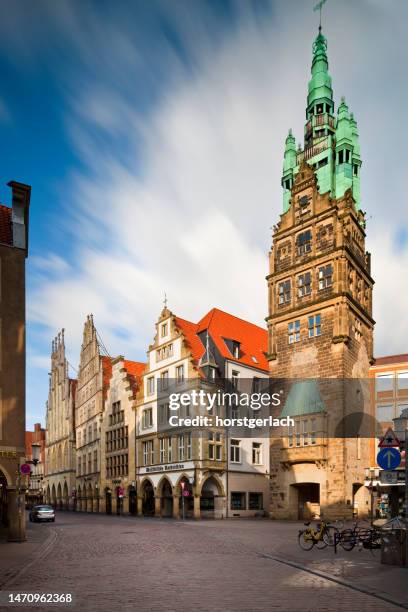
top-left (249, 493), bottom-right (263, 510)
top-left (231, 492), bottom-right (246, 510)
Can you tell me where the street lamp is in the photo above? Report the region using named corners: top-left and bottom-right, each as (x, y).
top-left (31, 443), bottom-right (41, 466)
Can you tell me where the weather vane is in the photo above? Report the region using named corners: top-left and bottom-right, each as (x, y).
top-left (313, 0), bottom-right (328, 32)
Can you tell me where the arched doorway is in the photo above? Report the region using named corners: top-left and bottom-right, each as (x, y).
top-left (178, 477), bottom-right (193, 519)
top-left (57, 482), bottom-right (62, 510)
top-left (200, 476), bottom-right (225, 519)
top-left (105, 488), bottom-right (112, 515)
top-left (290, 483), bottom-right (320, 520)
top-left (141, 480), bottom-right (155, 516)
top-left (159, 478), bottom-right (173, 518)
top-left (128, 485), bottom-right (137, 515)
top-left (0, 470), bottom-right (8, 528)
top-left (63, 481), bottom-right (69, 510)
top-left (51, 484), bottom-right (57, 509)
top-left (87, 483), bottom-right (93, 512)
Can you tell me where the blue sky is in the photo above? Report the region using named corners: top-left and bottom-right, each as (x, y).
top-left (0, 0), bottom-right (407, 429)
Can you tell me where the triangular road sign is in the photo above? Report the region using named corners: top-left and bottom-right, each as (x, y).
top-left (378, 427), bottom-right (400, 448)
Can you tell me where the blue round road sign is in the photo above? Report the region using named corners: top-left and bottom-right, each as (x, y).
top-left (377, 447), bottom-right (401, 470)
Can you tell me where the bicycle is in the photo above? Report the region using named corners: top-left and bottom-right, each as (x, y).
top-left (298, 519), bottom-right (339, 550)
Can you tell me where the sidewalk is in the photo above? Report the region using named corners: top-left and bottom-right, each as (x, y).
top-left (0, 516), bottom-right (55, 588)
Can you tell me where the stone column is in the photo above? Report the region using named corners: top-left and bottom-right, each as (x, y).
top-left (137, 496), bottom-right (143, 516)
top-left (193, 495), bottom-right (200, 520)
top-left (173, 495), bottom-right (180, 519)
top-left (154, 496), bottom-right (161, 517)
top-left (7, 488), bottom-right (26, 542)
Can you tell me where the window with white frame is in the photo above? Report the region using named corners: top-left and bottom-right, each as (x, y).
top-left (278, 279), bottom-right (291, 305)
top-left (160, 370), bottom-right (169, 390)
top-left (298, 272), bottom-right (311, 297)
top-left (376, 373), bottom-right (394, 393)
top-left (296, 229), bottom-right (312, 255)
top-left (308, 314), bottom-right (321, 337)
top-left (159, 438), bottom-right (166, 463)
top-left (167, 437), bottom-right (173, 462)
top-left (208, 432), bottom-right (222, 460)
top-left (176, 364), bottom-right (184, 384)
top-left (230, 439), bottom-right (241, 463)
top-left (147, 376), bottom-right (155, 395)
top-left (142, 408), bottom-right (153, 429)
top-left (186, 433), bottom-right (192, 460)
top-left (376, 404), bottom-right (393, 422)
top-left (178, 435), bottom-right (185, 461)
top-left (161, 322), bottom-right (168, 337)
top-left (159, 403), bottom-right (170, 425)
top-left (397, 371), bottom-right (408, 390)
top-left (288, 320), bottom-right (300, 344)
top-left (318, 264), bottom-right (333, 289)
top-left (231, 371), bottom-right (239, 389)
top-left (252, 442), bottom-right (262, 465)
top-left (310, 418), bottom-right (317, 445)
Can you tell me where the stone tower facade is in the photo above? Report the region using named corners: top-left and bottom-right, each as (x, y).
top-left (44, 330), bottom-right (77, 510)
top-left (267, 29), bottom-right (374, 520)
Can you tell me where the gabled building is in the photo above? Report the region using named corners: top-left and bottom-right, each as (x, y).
top-left (267, 27), bottom-right (373, 520)
top-left (100, 357), bottom-right (145, 515)
top-left (75, 315), bottom-right (112, 512)
top-left (44, 330), bottom-right (77, 510)
top-left (136, 306), bottom-right (269, 519)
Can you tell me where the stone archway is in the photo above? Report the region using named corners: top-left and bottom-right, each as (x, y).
top-left (290, 483), bottom-right (320, 520)
top-left (51, 484), bottom-right (57, 509)
top-left (157, 477), bottom-right (173, 518)
top-left (77, 485), bottom-right (83, 512)
top-left (141, 479), bottom-right (155, 516)
top-left (87, 483), bottom-right (93, 512)
top-left (46, 485), bottom-right (51, 505)
top-left (176, 476), bottom-right (194, 519)
top-left (200, 475), bottom-right (225, 519)
top-left (63, 481), bottom-right (69, 510)
top-left (57, 482), bottom-right (62, 510)
top-left (0, 470), bottom-right (8, 527)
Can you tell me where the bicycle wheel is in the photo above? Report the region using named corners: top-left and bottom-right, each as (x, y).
top-left (323, 526), bottom-right (339, 547)
top-left (298, 530), bottom-right (314, 551)
top-left (315, 536), bottom-right (328, 549)
top-left (340, 529), bottom-right (356, 551)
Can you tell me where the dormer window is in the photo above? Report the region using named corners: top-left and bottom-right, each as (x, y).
top-left (232, 341), bottom-right (240, 359)
top-left (161, 323), bottom-right (168, 337)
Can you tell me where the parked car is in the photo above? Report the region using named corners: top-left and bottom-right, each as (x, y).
top-left (29, 505), bottom-right (55, 523)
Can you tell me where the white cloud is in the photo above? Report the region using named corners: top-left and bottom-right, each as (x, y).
top-left (21, 0), bottom-right (408, 423)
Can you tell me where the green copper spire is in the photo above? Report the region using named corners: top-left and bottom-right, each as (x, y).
top-left (281, 27), bottom-right (363, 212)
top-left (307, 30), bottom-right (333, 118)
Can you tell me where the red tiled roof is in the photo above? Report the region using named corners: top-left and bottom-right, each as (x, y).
top-left (372, 354), bottom-right (408, 367)
top-left (101, 356), bottom-right (113, 398)
top-left (174, 317), bottom-right (205, 364)
top-left (0, 204), bottom-right (12, 245)
top-left (197, 308), bottom-right (269, 372)
top-left (124, 360), bottom-right (146, 396)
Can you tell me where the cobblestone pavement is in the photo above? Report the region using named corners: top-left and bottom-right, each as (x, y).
top-left (0, 513), bottom-right (405, 612)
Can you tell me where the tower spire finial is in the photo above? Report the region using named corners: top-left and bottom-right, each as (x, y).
top-left (314, 0), bottom-right (328, 33)
top-left (163, 292), bottom-right (168, 309)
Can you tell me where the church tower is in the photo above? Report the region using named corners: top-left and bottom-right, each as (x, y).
top-left (267, 27), bottom-right (374, 519)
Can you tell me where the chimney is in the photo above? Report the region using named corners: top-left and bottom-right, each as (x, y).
top-left (7, 181), bottom-right (31, 256)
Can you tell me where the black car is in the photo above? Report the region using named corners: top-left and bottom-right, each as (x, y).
top-left (29, 504), bottom-right (55, 522)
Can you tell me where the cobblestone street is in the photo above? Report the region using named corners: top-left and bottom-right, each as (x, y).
top-left (0, 513), bottom-right (406, 611)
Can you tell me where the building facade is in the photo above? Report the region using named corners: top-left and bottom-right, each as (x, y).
top-left (266, 28), bottom-right (373, 520)
top-left (136, 306), bottom-right (270, 519)
top-left (75, 315), bottom-right (112, 512)
top-left (44, 330), bottom-right (77, 510)
top-left (0, 180), bottom-right (30, 541)
top-left (100, 356), bottom-right (145, 515)
top-left (25, 423), bottom-right (46, 507)
top-left (366, 354), bottom-right (408, 519)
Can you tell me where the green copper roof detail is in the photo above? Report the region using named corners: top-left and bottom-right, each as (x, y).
top-left (335, 97), bottom-right (352, 145)
top-left (283, 129), bottom-right (297, 172)
top-left (280, 380), bottom-right (325, 418)
top-left (307, 30), bottom-right (333, 113)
